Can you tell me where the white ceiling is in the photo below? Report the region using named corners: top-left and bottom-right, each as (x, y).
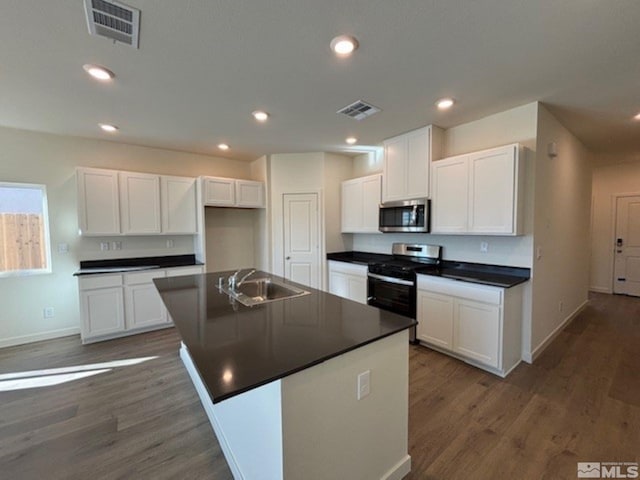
top-left (0, 0), bottom-right (639, 161)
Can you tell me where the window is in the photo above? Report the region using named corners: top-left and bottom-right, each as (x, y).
top-left (0, 183), bottom-right (52, 276)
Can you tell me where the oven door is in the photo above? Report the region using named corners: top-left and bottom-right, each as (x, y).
top-left (367, 273), bottom-right (416, 319)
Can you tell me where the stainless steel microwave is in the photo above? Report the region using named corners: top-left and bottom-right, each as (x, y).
top-left (378, 198), bottom-right (430, 233)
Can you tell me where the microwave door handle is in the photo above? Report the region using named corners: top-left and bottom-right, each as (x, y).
top-left (411, 205), bottom-right (417, 225)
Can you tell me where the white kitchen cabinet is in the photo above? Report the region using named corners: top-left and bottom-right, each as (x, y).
top-left (161, 175), bottom-right (197, 234)
top-left (431, 144), bottom-right (523, 236)
top-left (236, 180), bottom-right (264, 208)
top-left (78, 265), bottom-right (204, 343)
top-left (79, 274), bottom-right (125, 339)
top-left (77, 168), bottom-right (120, 236)
top-left (327, 260), bottom-right (368, 304)
top-left (202, 176), bottom-right (265, 208)
top-left (203, 176), bottom-right (236, 206)
top-left (124, 270), bottom-right (168, 329)
top-left (341, 174), bottom-right (382, 233)
top-left (119, 172), bottom-right (162, 234)
top-left (77, 167), bottom-right (198, 236)
top-left (416, 274), bottom-right (523, 376)
top-left (431, 157), bottom-right (469, 233)
top-left (382, 125), bottom-right (442, 203)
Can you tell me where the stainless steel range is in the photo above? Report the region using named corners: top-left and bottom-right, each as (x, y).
top-left (367, 243), bottom-right (441, 342)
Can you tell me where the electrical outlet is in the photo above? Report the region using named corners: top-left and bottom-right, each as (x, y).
top-left (536, 246), bottom-right (543, 260)
top-left (559, 301), bottom-right (563, 313)
top-left (112, 241), bottom-right (122, 251)
top-left (100, 242), bottom-right (110, 251)
top-left (43, 307), bottom-right (55, 318)
top-left (57, 243), bottom-right (69, 254)
top-left (357, 370), bottom-right (370, 400)
top-left (480, 241), bottom-right (489, 253)
top-left (166, 239), bottom-right (174, 248)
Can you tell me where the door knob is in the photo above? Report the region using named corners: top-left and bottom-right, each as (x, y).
top-left (286, 256), bottom-right (291, 260)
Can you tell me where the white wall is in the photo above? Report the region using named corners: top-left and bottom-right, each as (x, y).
top-left (590, 161), bottom-right (640, 293)
top-left (250, 155), bottom-right (270, 272)
top-left (323, 153), bottom-right (354, 256)
top-left (352, 150), bottom-right (384, 178)
top-left (204, 208), bottom-right (257, 272)
top-left (0, 126), bottom-right (252, 347)
top-left (529, 104), bottom-right (592, 359)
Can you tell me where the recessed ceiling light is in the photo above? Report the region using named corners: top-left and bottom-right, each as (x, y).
top-left (346, 137), bottom-right (358, 145)
top-left (218, 143), bottom-right (230, 151)
top-left (99, 123), bottom-right (118, 133)
top-left (634, 112), bottom-right (640, 121)
top-left (83, 64), bottom-right (115, 81)
top-left (252, 111), bottom-right (269, 122)
top-left (436, 98), bottom-right (455, 110)
top-left (330, 35), bottom-right (359, 57)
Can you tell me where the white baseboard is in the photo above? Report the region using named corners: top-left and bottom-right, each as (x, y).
top-left (381, 454), bottom-right (412, 480)
top-left (0, 327), bottom-right (80, 349)
top-left (589, 286), bottom-right (612, 294)
top-left (529, 299), bottom-right (589, 362)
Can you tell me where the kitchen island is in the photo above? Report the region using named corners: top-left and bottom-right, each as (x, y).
top-left (154, 270), bottom-right (416, 480)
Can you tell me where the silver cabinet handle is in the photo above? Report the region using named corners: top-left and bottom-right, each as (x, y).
top-left (367, 273), bottom-right (415, 286)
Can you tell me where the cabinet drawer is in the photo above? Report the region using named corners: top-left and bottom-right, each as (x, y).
top-left (78, 274), bottom-right (123, 290)
top-left (125, 270), bottom-right (166, 285)
top-left (327, 260), bottom-right (368, 277)
top-left (166, 266), bottom-right (204, 277)
top-left (417, 274), bottom-right (502, 305)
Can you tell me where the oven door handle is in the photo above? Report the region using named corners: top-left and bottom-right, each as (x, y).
top-left (367, 273), bottom-right (415, 286)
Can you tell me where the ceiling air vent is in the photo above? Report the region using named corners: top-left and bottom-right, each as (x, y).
top-left (84, 0), bottom-right (140, 48)
top-left (337, 100), bottom-right (381, 120)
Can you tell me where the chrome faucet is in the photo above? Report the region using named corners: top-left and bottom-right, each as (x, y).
top-left (228, 268), bottom-right (256, 291)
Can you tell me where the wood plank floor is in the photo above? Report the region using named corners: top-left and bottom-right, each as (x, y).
top-left (1, 292), bottom-right (638, 480)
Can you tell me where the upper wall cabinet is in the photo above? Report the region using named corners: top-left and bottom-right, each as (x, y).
top-left (382, 125), bottom-right (443, 203)
top-left (341, 174), bottom-right (382, 233)
top-left (119, 172), bottom-right (161, 235)
top-left (161, 176), bottom-right (198, 234)
top-left (202, 176), bottom-right (265, 208)
top-left (77, 168), bottom-right (121, 235)
top-left (431, 144), bottom-right (524, 236)
top-left (77, 168), bottom-right (197, 236)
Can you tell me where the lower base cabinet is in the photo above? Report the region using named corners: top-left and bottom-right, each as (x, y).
top-left (79, 265), bottom-right (203, 343)
top-left (416, 274), bottom-right (523, 376)
top-left (327, 261), bottom-right (367, 304)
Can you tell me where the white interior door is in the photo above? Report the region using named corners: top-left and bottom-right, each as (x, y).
top-left (614, 195), bottom-right (640, 296)
top-left (283, 193), bottom-right (320, 288)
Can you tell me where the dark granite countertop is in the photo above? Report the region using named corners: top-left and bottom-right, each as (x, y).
top-left (74, 254), bottom-right (203, 276)
top-left (326, 251), bottom-right (530, 288)
top-left (416, 261), bottom-right (530, 288)
top-left (327, 251), bottom-right (392, 265)
top-left (154, 270), bottom-right (416, 403)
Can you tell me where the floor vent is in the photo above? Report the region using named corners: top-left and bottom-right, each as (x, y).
top-left (337, 100), bottom-right (381, 120)
top-left (84, 0), bottom-right (140, 48)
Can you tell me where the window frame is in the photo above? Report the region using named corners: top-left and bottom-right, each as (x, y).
top-left (0, 182), bottom-right (53, 278)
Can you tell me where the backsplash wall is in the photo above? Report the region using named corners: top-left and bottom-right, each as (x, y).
top-left (351, 233), bottom-right (533, 268)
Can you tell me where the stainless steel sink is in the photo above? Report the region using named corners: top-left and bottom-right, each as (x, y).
top-left (222, 277), bottom-right (310, 306)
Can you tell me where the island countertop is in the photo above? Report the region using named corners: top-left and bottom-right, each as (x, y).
top-left (154, 271), bottom-right (416, 403)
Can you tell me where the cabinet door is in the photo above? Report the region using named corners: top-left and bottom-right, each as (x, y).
top-left (468, 146), bottom-right (516, 234)
top-left (454, 300), bottom-right (500, 368)
top-left (203, 177), bottom-right (235, 206)
top-left (431, 157), bottom-right (469, 233)
top-left (341, 178), bottom-right (362, 232)
top-left (77, 168), bottom-right (120, 235)
top-left (80, 287), bottom-right (125, 339)
top-left (161, 176), bottom-right (197, 234)
top-left (125, 283), bottom-right (168, 329)
top-left (416, 290), bottom-right (454, 349)
top-left (119, 172), bottom-right (161, 234)
top-left (347, 275), bottom-right (367, 304)
top-left (382, 136), bottom-right (407, 202)
top-left (405, 127), bottom-right (430, 199)
top-left (236, 180), bottom-right (265, 208)
top-left (361, 174), bottom-right (382, 232)
top-left (329, 270), bottom-right (348, 298)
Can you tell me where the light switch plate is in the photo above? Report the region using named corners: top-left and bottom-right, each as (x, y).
top-left (357, 370), bottom-right (370, 400)
top-left (100, 242), bottom-right (110, 251)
